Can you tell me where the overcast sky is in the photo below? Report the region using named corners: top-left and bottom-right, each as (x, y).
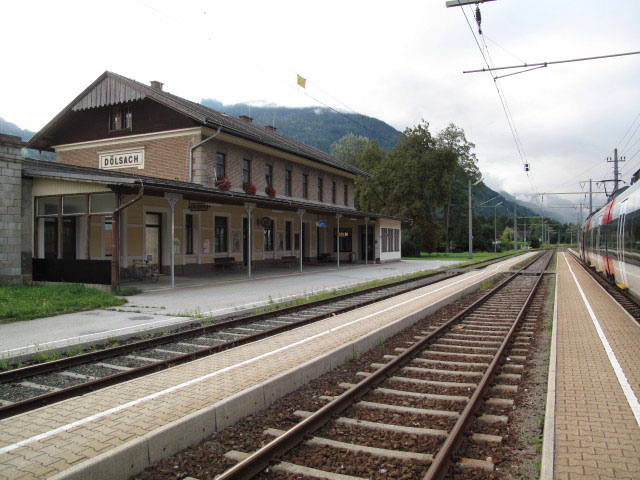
top-left (2, 0), bottom-right (639, 220)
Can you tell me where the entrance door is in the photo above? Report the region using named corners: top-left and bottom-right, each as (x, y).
top-left (62, 217), bottom-right (77, 259)
top-left (44, 218), bottom-right (58, 259)
top-left (302, 223), bottom-right (309, 260)
top-left (359, 226), bottom-right (374, 261)
top-left (243, 217), bottom-right (248, 266)
top-left (145, 213), bottom-right (162, 269)
top-left (316, 227), bottom-right (322, 259)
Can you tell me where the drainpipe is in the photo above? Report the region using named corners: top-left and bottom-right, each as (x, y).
top-left (111, 179), bottom-right (144, 292)
top-left (189, 125), bottom-right (222, 183)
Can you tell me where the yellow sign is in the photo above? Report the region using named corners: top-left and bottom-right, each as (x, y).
top-left (296, 74), bottom-right (306, 88)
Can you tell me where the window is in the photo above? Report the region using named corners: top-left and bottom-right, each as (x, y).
top-left (215, 216), bottom-right (228, 252)
top-left (285, 169), bottom-right (292, 196)
top-left (109, 105), bottom-right (132, 131)
top-left (285, 220), bottom-right (292, 250)
top-left (318, 177), bottom-right (323, 202)
top-left (333, 228), bottom-right (353, 252)
top-left (37, 197), bottom-right (59, 216)
top-left (394, 229), bottom-right (400, 252)
top-left (185, 214), bottom-right (194, 255)
top-left (381, 228), bottom-right (388, 253)
top-left (302, 174), bottom-right (308, 199)
top-left (344, 184), bottom-right (348, 206)
top-left (63, 195), bottom-right (85, 215)
top-left (104, 217), bottom-right (113, 257)
top-left (90, 193), bottom-right (116, 214)
top-left (264, 221), bottom-right (274, 251)
top-left (265, 164), bottom-right (273, 187)
top-left (332, 182), bottom-right (336, 204)
top-left (243, 158), bottom-right (251, 184)
top-left (216, 152), bottom-right (226, 179)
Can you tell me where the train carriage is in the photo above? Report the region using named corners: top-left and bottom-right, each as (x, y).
top-left (580, 175), bottom-right (640, 299)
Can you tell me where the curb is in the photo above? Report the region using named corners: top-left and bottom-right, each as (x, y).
top-left (49, 271), bottom-right (502, 480)
top-left (540, 258), bottom-right (558, 479)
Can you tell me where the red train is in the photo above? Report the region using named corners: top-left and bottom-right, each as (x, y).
top-left (579, 179), bottom-right (640, 298)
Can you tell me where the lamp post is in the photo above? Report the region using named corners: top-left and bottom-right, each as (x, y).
top-left (493, 201), bottom-right (503, 253)
top-left (468, 178), bottom-right (483, 259)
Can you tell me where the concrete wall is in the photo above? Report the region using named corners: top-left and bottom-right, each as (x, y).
top-left (0, 134), bottom-right (26, 284)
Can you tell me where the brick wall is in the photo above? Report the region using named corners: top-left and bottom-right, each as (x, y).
top-left (0, 134), bottom-right (25, 284)
top-left (193, 138), bottom-right (356, 208)
top-left (57, 134), bottom-right (199, 182)
top-left (56, 130), bottom-right (357, 208)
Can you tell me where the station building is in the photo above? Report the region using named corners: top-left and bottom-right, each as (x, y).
top-left (0, 71), bottom-right (408, 289)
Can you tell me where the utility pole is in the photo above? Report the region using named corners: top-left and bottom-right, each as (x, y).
top-left (608, 148), bottom-right (626, 192)
top-left (589, 179), bottom-right (593, 214)
top-left (468, 179), bottom-right (473, 259)
top-left (513, 203), bottom-right (517, 251)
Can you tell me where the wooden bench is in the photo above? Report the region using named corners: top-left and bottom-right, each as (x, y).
top-left (281, 255), bottom-right (298, 268)
top-left (317, 253), bottom-right (331, 263)
top-left (214, 257), bottom-right (237, 271)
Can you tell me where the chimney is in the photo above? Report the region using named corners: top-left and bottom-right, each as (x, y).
top-left (150, 80), bottom-right (164, 90)
top-left (238, 115), bottom-right (253, 123)
top-left (264, 125), bottom-right (277, 132)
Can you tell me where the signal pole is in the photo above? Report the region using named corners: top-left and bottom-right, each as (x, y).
top-left (608, 148), bottom-right (625, 192)
top-left (513, 202), bottom-right (517, 251)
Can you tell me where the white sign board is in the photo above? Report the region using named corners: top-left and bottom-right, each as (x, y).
top-left (99, 148), bottom-right (145, 170)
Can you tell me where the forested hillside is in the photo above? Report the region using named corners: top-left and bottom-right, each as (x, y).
top-left (200, 100), bottom-right (402, 153)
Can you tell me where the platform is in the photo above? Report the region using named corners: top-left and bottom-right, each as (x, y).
top-left (0, 259), bottom-right (458, 362)
top-left (543, 252), bottom-right (640, 479)
top-left (0, 254), bottom-right (530, 480)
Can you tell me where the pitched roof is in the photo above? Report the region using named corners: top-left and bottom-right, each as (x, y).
top-left (28, 71), bottom-right (368, 177)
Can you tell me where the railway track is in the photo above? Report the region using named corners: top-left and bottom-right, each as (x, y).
top-left (0, 251), bottom-right (531, 419)
top-left (568, 249), bottom-right (640, 322)
top-left (214, 249), bottom-right (554, 480)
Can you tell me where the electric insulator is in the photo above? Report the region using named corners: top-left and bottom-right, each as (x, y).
top-left (475, 5), bottom-right (482, 35)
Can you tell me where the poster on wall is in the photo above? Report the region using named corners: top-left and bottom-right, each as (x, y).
top-left (232, 231), bottom-right (241, 253)
top-left (174, 237), bottom-right (181, 255)
top-left (202, 239), bottom-right (210, 254)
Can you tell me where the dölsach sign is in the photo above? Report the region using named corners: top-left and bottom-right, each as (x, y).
top-left (99, 148), bottom-right (145, 170)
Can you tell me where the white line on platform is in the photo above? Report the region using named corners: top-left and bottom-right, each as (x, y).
top-left (0, 264), bottom-right (503, 455)
top-left (563, 253), bottom-right (640, 427)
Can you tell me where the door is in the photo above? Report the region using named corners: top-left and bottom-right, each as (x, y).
top-left (145, 213), bottom-right (162, 269)
top-left (243, 217), bottom-right (248, 266)
top-left (62, 217), bottom-right (77, 259)
top-left (44, 218), bottom-right (58, 259)
top-left (359, 226), bottom-right (374, 261)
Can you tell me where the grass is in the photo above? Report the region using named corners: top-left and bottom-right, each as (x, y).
top-left (402, 250), bottom-right (520, 263)
top-left (115, 286), bottom-right (142, 296)
top-left (0, 284), bottom-right (127, 323)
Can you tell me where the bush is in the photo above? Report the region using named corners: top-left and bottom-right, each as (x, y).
top-left (530, 236), bottom-right (541, 249)
top-left (402, 226), bottom-right (423, 257)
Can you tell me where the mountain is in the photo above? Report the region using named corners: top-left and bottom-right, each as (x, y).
top-left (0, 117), bottom-right (55, 161)
top-left (200, 100), bottom-right (402, 153)
top-left (475, 186), bottom-right (549, 222)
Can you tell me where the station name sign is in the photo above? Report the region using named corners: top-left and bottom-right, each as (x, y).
top-left (98, 148), bottom-right (145, 170)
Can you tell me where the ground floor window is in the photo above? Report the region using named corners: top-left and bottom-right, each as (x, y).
top-left (185, 214), bottom-right (194, 254)
top-left (215, 216), bottom-right (228, 253)
top-left (381, 228), bottom-right (400, 252)
top-left (333, 228), bottom-right (352, 252)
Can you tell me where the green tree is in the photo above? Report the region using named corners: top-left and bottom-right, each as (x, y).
top-left (330, 133), bottom-right (372, 166)
top-left (435, 124), bottom-right (481, 252)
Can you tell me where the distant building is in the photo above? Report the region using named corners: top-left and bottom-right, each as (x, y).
top-left (0, 71), bottom-right (408, 288)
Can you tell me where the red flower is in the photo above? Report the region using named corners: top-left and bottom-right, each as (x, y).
top-left (265, 185), bottom-right (276, 198)
top-left (215, 177), bottom-right (231, 191)
top-left (243, 182), bottom-right (257, 195)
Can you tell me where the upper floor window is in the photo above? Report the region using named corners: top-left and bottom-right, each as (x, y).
top-left (332, 181), bottom-right (336, 204)
top-left (265, 164), bottom-right (273, 187)
top-left (109, 105), bottom-right (132, 131)
top-left (285, 169), bottom-right (292, 196)
top-left (318, 177), bottom-right (323, 202)
top-left (216, 153), bottom-right (226, 179)
top-left (302, 174), bottom-right (308, 199)
top-left (344, 184), bottom-right (348, 206)
top-left (243, 159), bottom-right (251, 185)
